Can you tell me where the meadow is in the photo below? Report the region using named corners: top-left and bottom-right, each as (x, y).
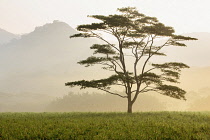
top-left (0, 112), bottom-right (210, 140)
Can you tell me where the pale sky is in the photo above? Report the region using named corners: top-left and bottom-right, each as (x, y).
top-left (0, 0), bottom-right (210, 34)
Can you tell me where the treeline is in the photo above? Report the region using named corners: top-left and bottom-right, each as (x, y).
top-left (1, 89), bottom-right (210, 112)
top-left (46, 92), bottom-right (166, 112)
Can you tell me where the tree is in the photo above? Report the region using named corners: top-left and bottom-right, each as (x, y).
top-left (65, 7), bottom-right (197, 113)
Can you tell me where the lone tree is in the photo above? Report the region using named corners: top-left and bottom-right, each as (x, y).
top-left (65, 7), bottom-right (197, 113)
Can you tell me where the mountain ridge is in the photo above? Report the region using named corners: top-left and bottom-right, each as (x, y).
top-left (0, 28), bottom-right (19, 46)
top-left (0, 20), bottom-right (101, 96)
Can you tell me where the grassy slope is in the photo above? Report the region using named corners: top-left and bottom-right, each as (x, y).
top-left (0, 112), bottom-right (210, 140)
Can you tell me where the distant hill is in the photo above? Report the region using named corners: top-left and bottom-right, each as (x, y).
top-left (0, 28), bottom-right (19, 46)
top-left (0, 20), bottom-right (104, 96)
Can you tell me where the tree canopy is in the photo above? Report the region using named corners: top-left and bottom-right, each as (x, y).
top-left (65, 7), bottom-right (197, 113)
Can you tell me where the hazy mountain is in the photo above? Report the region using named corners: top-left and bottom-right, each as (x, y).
top-left (0, 20), bottom-right (106, 111)
top-left (0, 28), bottom-right (19, 46)
top-left (0, 20), bottom-right (107, 101)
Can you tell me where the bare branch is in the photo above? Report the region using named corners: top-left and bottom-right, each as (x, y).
top-left (90, 31), bottom-right (120, 52)
top-left (97, 87), bottom-right (128, 98)
top-left (145, 67), bottom-right (156, 73)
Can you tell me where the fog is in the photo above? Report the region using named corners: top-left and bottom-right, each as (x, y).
top-left (0, 21), bottom-right (210, 112)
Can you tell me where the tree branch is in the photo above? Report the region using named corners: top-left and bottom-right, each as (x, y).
top-left (90, 31), bottom-right (120, 52)
top-left (97, 87), bottom-right (128, 98)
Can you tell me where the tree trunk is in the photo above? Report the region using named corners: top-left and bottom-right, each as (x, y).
top-left (127, 98), bottom-right (133, 113)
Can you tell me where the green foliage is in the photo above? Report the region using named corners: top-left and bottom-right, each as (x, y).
top-left (78, 56), bottom-right (109, 67)
top-left (89, 15), bottom-right (131, 28)
top-left (123, 41), bottom-right (145, 48)
top-left (70, 33), bottom-right (95, 38)
top-left (144, 50), bottom-right (166, 56)
top-left (0, 112), bottom-right (210, 139)
top-left (172, 35), bottom-right (198, 40)
top-left (168, 40), bottom-right (187, 47)
top-left (65, 75), bottom-right (120, 89)
top-left (161, 70), bottom-right (180, 79)
top-left (157, 85), bottom-right (186, 100)
top-left (77, 23), bottom-right (106, 31)
top-left (139, 72), bottom-right (162, 85)
top-left (152, 62), bottom-right (190, 71)
top-left (90, 44), bottom-right (116, 54)
top-left (117, 7), bottom-right (146, 17)
top-left (141, 23), bottom-right (175, 36)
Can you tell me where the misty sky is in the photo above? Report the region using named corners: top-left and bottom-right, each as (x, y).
top-left (1, 0), bottom-right (210, 34)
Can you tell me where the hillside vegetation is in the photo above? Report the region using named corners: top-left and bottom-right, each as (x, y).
top-left (46, 92), bottom-right (166, 112)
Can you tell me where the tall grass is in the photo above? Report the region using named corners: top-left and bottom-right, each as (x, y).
top-left (0, 112), bottom-right (209, 139)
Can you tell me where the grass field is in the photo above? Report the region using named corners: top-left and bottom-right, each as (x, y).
top-left (0, 112), bottom-right (210, 140)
